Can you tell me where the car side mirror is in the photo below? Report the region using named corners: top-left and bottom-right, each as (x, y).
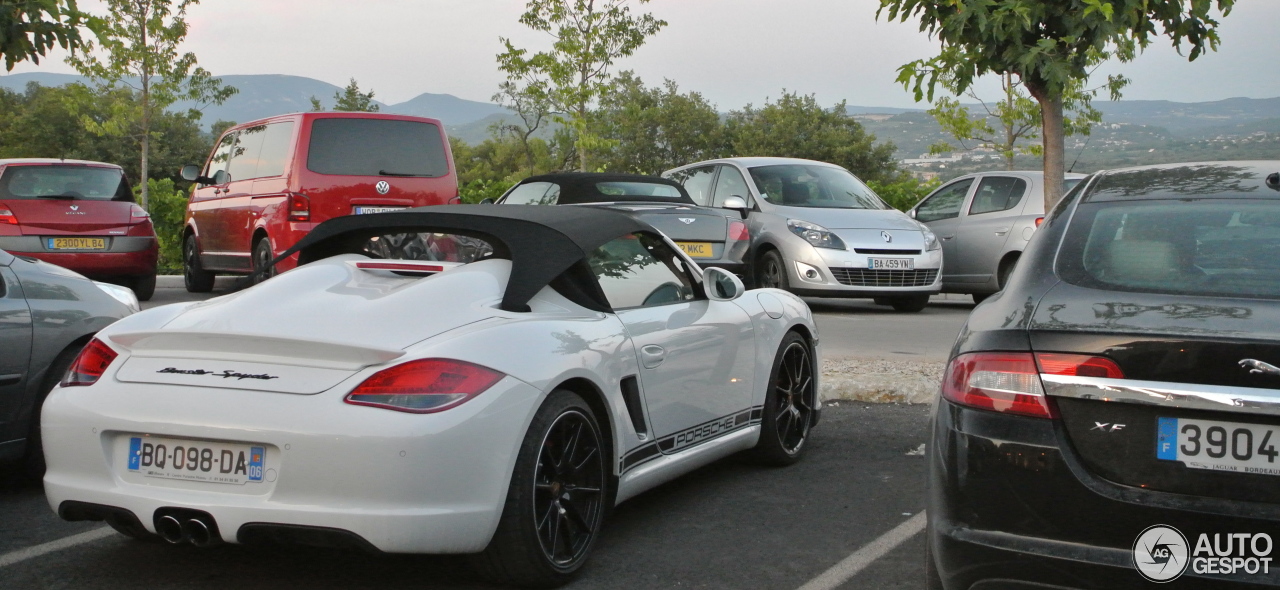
top-left (479, 198), bottom-right (495, 205)
top-left (722, 196), bottom-right (749, 219)
top-left (703, 267), bottom-right (745, 302)
top-left (907, 209), bottom-right (917, 219)
top-left (180, 164), bottom-right (201, 182)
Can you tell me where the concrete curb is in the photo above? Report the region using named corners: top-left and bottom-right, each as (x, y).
top-left (820, 358), bottom-right (943, 405)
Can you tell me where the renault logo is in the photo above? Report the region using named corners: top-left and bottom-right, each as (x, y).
top-left (881, 231), bottom-right (892, 243)
top-left (1240, 359), bottom-right (1280, 376)
top-left (679, 218), bottom-right (695, 225)
top-left (70, 205), bottom-right (79, 211)
top-left (375, 181), bottom-right (390, 195)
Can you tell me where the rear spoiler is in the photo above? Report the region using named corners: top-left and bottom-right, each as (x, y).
top-left (107, 331), bottom-right (404, 371)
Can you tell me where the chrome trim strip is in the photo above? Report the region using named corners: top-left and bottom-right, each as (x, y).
top-left (1042, 374), bottom-right (1280, 417)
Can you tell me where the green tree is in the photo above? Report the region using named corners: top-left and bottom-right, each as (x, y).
top-left (65, 0), bottom-right (235, 209)
top-left (595, 72), bottom-right (722, 174)
top-left (492, 77), bottom-right (554, 174)
top-left (331, 77), bottom-right (379, 112)
top-left (928, 71), bottom-right (1109, 170)
top-left (497, 0), bottom-right (666, 171)
top-left (725, 92), bottom-right (902, 183)
top-left (1, 0), bottom-right (85, 70)
top-left (866, 177), bottom-right (940, 211)
top-left (879, 0), bottom-right (1235, 209)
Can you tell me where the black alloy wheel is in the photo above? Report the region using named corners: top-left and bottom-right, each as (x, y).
top-left (473, 390), bottom-right (607, 587)
top-left (759, 250), bottom-right (790, 291)
top-left (754, 332), bottom-right (815, 465)
top-left (183, 234), bottom-right (215, 293)
top-left (251, 238), bottom-right (276, 285)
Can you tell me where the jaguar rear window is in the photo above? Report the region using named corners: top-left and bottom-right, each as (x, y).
top-left (1058, 199), bottom-right (1280, 300)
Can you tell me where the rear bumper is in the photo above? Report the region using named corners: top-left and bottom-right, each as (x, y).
top-left (930, 400), bottom-right (1280, 589)
top-left (2, 236), bottom-right (158, 277)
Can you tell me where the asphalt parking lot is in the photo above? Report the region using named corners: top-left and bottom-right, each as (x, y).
top-left (0, 277), bottom-right (965, 589)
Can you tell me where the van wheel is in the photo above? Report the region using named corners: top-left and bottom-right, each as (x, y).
top-left (183, 235), bottom-right (215, 293)
top-left (758, 250), bottom-right (790, 291)
top-left (129, 274), bottom-right (156, 301)
top-left (472, 390), bottom-right (607, 587)
top-left (251, 238), bottom-right (276, 285)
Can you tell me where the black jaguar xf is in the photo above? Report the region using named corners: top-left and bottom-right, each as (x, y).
top-left (929, 161), bottom-right (1280, 589)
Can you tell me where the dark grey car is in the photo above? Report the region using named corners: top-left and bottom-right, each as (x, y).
top-left (0, 248), bottom-right (136, 476)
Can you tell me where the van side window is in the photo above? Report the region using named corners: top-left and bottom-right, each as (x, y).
top-left (255, 122), bottom-right (295, 179)
top-left (969, 176), bottom-right (1028, 215)
top-left (205, 132), bottom-right (237, 180)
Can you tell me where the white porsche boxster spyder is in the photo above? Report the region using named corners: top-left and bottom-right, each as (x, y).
top-left (42, 205), bottom-right (820, 587)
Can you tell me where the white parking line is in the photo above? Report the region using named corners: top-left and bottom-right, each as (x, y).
top-left (0, 527), bottom-right (115, 569)
top-left (796, 511), bottom-right (927, 590)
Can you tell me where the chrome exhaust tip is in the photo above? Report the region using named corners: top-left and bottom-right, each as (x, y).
top-left (156, 515), bottom-right (186, 544)
top-left (182, 518), bottom-right (221, 548)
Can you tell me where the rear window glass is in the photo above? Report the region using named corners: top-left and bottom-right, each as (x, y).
top-left (307, 119), bottom-right (449, 178)
top-left (1058, 199), bottom-right (1280, 300)
top-left (595, 182), bottom-right (682, 199)
top-left (360, 232), bottom-right (494, 263)
top-left (0, 166), bottom-right (130, 201)
top-left (502, 182), bottom-right (560, 205)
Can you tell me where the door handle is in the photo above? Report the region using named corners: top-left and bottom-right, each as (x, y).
top-left (994, 227), bottom-right (1010, 236)
top-left (0, 373), bottom-right (22, 387)
top-left (940, 235), bottom-right (955, 240)
top-left (640, 345), bottom-right (666, 369)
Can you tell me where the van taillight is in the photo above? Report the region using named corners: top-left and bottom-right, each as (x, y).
top-left (0, 209), bottom-right (16, 224)
top-left (941, 353), bottom-right (1054, 419)
top-left (61, 338), bottom-right (119, 387)
top-left (288, 194), bottom-right (310, 222)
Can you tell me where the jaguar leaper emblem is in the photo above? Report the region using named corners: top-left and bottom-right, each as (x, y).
top-left (1239, 359), bottom-right (1280, 376)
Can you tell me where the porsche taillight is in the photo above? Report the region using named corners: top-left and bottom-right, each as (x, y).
top-left (61, 339), bottom-right (119, 387)
top-left (287, 193), bottom-right (310, 222)
top-left (344, 358), bottom-right (504, 414)
top-left (942, 352), bottom-right (1125, 418)
top-left (0, 209), bottom-right (16, 224)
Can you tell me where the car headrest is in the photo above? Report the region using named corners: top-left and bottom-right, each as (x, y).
top-left (1102, 240), bottom-right (1181, 283)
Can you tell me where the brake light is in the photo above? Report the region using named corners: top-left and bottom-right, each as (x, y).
top-left (344, 358), bottom-right (504, 413)
top-left (728, 221), bottom-right (749, 241)
top-left (941, 352), bottom-right (1054, 418)
top-left (0, 209), bottom-right (16, 224)
top-left (61, 339), bottom-right (119, 387)
top-left (1034, 217), bottom-right (1044, 227)
top-left (130, 204), bottom-right (150, 220)
top-left (288, 194), bottom-right (310, 222)
top-left (1035, 353), bottom-right (1124, 379)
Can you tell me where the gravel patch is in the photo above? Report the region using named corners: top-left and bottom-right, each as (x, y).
top-left (820, 358), bottom-right (943, 405)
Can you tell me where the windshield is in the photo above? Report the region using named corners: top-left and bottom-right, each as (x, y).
top-left (0, 165), bottom-right (130, 201)
top-left (748, 164), bottom-right (886, 209)
top-left (1059, 199), bottom-right (1280, 300)
top-left (307, 119), bottom-right (450, 177)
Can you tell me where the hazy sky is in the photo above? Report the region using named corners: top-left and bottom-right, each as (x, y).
top-left (9, 0), bottom-right (1279, 108)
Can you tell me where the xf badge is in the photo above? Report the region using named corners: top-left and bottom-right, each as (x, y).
top-left (1092, 422), bottom-right (1126, 432)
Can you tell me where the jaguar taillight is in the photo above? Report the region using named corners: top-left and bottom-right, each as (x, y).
top-left (941, 353), bottom-right (1054, 418)
top-left (62, 339), bottom-right (119, 387)
top-left (344, 358), bottom-right (504, 413)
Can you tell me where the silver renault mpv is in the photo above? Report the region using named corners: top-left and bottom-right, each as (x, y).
top-left (663, 157), bottom-right (942, 312)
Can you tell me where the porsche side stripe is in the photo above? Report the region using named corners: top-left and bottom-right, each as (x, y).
top-left (619, 406), bottom-right (763, 473)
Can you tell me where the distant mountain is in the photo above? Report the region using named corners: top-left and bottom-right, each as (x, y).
top-left (1090, 97), bottom-right (1280, 134)
top-left (0, 72), bottom-right (507, 129)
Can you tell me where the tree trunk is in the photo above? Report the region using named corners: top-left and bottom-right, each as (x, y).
top-left (140, 85), bottom-right (150, 211)
top-left (1028, 81), bottom-right (1065, 211)
top-left (1004, 73), bottom-right (1015, 171)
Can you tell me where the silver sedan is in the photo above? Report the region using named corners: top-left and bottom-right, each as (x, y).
top-left (664, 157), bottom-right (942, 312)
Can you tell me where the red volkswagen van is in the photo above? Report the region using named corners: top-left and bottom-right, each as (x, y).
top-left (180, 112), bottom-right (458, 292)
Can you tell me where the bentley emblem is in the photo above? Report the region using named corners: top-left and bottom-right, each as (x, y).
top-left (375, 181), bottom-right (391, 195)
top-left (1240, 359), bottom-right (1280, 376)
top-left (881, 231), bottom-right (892, 243)
top-left (678, 218), bottom-right (696, 225)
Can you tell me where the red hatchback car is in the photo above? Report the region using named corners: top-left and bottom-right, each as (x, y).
top-left (180, 112), bottom-right (459, 291)
top-left (0, 159), bottom-right (159, 299)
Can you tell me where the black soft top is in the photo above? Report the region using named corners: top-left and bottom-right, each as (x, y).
top-left (1085, 161), bottom-right (1280, 202)
top-left (513, 172), bottom-right (697, 205)
top-left (283, 204), bottom-right (650, 312)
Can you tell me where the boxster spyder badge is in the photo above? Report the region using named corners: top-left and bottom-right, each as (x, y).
top-left (881, 231), bottom-right (892, 243)
top-left (375, 180), bottom-right (390, 195)
top-left (1240, 359), bottom-right (1280, 376)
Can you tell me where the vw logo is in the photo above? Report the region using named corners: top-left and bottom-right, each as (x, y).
top-left (881, 231), bottom-right (892, 243)
top-left (678, 218), bottom-right (696, 225)
top-left (375, 181), bottom-right (391, 195)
